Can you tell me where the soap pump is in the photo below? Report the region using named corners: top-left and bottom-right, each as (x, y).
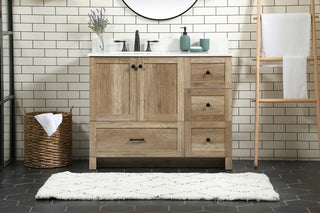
top-left (134, 30), bottom-right (140, 51)
top-left (180, 27), bottom-right (190, 52)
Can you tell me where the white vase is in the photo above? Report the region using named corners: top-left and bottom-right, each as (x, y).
top-left (92, 33), bottom-right (105, 53)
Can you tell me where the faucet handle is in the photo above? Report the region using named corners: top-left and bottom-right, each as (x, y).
top-left (114, 40), bottom-right (128, 52)
top-left (146, 40), bottom-right (159, 52)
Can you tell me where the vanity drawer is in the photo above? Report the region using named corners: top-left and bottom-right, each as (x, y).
top-left (191, 95), bottom-right (224, 118)
top-left (185, 122), bottom-right (226, 157)
top-left (96, 128), bottom-right (178, 157)
top-left (191, 63), bottom-right (225, 88)
top-left (185, 89), bottom-right (231, 122)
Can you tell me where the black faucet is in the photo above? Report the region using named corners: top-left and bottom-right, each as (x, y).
top-left (146, 40), bottom-right (159, 52)
top-left (134, 30), bottom-right (140, 51)
top-left (114, 40), bottom-right (128, 51)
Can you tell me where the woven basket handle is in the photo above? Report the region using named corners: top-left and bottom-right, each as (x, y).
top-left (69, 106), bottom-right (74, 113)
top-left (23, 107), bottom-right (73, 114)
top-left (22, 107), bottom-right (27, 115)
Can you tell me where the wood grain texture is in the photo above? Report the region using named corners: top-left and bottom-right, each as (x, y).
top-left (187, 57), bottom-right (231, 88)
top-left (96, 122), bottom-right (178, 129)
top-left (186, 89), bottom-right (231, 122)
top-left (142, 58), bottom-right (179, 121)
top-left (178, 122), bottom-right (184, 156)
top-left (89, 57), bottom-right (97, 121)
top-left (253, 0), bottom-right (320, 167)
top-left (311, 0), bottom-right (320, 151)
top-left (96, 128), bottom-right (179, 157)
top-left (225, 121), bottom-right (232, 158)
top-left (191, 95), bottom-right (225, 118)
top-left (225, 157), bottom-right (232, 170)
top-left (191, 63), bottom-right (225, 85)
top-left (225, 57), bottom-right (232, 89)
top-left (89, 122), bottom-right (97, 170)
top-left (91, 57), bottom-right (136, 121)
top-left (185, 122), bottom-right (226, 158)
top-left (90, 56), bottom-right (232, 170)
top-left (178, 58), bottom-right (185, 122)
top-left (225, 89), bottom-right (232, 122)
top-left (254, 0), bottom-right (262, 168)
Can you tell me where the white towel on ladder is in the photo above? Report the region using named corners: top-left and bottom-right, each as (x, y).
top-left (261, 13), bottom-right (310, 99)
top-left (261, 13), bottom-right (310, 57)
top-left (283, 56), bottom-right (308, 99)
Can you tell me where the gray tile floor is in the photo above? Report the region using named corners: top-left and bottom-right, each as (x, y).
top-left (1, 160), bottom-right (320, 213)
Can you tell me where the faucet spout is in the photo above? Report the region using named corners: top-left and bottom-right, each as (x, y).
top-left (134, 30), bottom-right (140, 51)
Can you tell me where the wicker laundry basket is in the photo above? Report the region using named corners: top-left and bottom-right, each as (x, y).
top-left (24, 107), bottom-right (73, 168)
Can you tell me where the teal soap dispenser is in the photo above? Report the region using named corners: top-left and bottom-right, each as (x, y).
top-left (180, 27), bottom-right (190, 52)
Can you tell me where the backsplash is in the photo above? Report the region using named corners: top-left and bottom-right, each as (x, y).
top-left (13, 0), bottom-right (320, 160)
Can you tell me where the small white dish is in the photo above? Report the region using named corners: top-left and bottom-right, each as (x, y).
top-left (189, 46), bottom-right (202, 52)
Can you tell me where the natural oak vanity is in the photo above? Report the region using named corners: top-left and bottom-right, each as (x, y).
top-left (89, 52), bottom-right (232, 170)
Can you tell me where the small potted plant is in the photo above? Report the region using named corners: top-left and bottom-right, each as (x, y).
top-left (88, 8), bottom-right (110, 52)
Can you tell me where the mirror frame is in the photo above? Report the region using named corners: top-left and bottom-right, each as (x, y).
top-left (122, 0), bottom-right (198, 21)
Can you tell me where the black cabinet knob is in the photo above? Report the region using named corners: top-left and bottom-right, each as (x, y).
top-left (131, 64), bottom-right (136, 69)
top-left (206, 70), bottom-right (210, 75)
top-left (138, 64), bottom-right (143, 69)
top-left (206, 138), bottom-right (211, 142)
top-left (206, 103), bottom-right (211, 107)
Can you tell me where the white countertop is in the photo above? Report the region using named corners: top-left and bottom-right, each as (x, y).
top-left (88, 51), bottom-right (232, 57)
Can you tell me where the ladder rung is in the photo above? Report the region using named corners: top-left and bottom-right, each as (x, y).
top-left (253, 15), bottom-right (319, 20)
top-left (252, 98), bottom-right (318, 103)
top-left (253, 57), bottom-right (320, 61)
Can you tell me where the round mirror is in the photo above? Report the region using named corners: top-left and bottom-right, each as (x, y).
top-left (122, 0), bottom-right (198, 20)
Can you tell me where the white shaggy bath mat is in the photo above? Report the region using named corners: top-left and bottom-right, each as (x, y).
top-left (36, 171), bottom-right (279, 201)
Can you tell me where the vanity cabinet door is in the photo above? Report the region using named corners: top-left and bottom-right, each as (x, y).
top-left (139, 58), bottom-right (183, 121)
top-left (90, 57), bottom-right (137, 121)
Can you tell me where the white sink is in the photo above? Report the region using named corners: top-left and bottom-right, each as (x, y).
top-left (89, 38), bottom-right (231, 57)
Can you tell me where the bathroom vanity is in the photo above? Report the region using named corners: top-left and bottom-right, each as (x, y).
top-left (89, 52), bottom-right (232, 170)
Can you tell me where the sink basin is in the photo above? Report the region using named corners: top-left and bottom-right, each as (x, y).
top-left (109, 51), bottom-right (161, 54)
top-left (89, 38), bottom-right (231, 57)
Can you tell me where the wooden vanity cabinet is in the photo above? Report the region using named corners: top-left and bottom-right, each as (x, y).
top-left (90, 56), bottom-right (232, 170)
top-left (184, 57), bottom-right (232, 169)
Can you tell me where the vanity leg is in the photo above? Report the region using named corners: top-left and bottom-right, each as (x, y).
top-left (89, 157), bottom-right (97, 170)
top-left (225, 157), bottom-right (232, 170)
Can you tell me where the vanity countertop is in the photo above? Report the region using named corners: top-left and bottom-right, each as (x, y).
top-left (88, 51), bottom-right (232, 57)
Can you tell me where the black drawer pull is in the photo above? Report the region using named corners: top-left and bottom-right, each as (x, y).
top-left (206, 138), bottom-right (211, 142)
top-left (131, 64), bottom-right (136, 69)
top-left (129, 139), bottom-right (145, 143)
top-left (206, 103), bottom-right (211, 107)
top-left (206, 70), bottom-right (210, 75)
top-left (138, 64), bottom-right (143, 69)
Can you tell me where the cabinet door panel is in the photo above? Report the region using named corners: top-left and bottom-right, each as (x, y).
top-left (142, 58), bottom-right (179, 121)
top-left (91, 58), bottom-right (136, 121)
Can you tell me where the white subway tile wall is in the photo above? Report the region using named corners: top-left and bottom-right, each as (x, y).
top-left (13, 0), bottom-right (320, 160)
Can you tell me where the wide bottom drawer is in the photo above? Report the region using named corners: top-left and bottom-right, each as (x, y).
top-left (96, 128), bottom-right (178, 157)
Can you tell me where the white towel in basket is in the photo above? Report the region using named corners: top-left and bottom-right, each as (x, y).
top-left (35, 113), bottom-right (63, 137)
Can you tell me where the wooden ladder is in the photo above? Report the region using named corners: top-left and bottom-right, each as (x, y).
top-left (254, 0), bottom-right (320, 167)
